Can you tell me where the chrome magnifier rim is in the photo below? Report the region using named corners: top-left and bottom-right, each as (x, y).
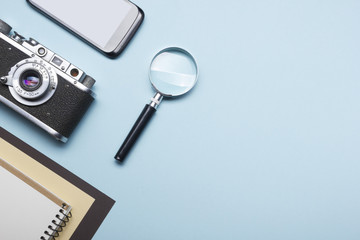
top-left (149, 47), bottom-right (199, 97)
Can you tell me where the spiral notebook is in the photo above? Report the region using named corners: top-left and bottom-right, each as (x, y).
top-left (0, 127), bottom-right (115, 239)
top-left (0, 157), bottom-right (72, 239)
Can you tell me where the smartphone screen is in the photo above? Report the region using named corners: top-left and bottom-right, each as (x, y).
top-left (28, 0), bottom-right (142, 56)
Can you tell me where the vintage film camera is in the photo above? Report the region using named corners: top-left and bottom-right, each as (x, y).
top-left (0, 19), bottom-right (95, 142)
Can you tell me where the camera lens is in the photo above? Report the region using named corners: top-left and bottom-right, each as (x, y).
top-left (19, 70), bottom-right (42, 91)
top-left (8, 58), bottom-right (58, 106)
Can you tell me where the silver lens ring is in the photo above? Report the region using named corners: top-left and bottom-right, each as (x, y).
top-left (8, 58), bottom-right (58, 106)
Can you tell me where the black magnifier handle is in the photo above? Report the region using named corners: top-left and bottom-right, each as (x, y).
top-left (115, 93), bottom-right (163, 162)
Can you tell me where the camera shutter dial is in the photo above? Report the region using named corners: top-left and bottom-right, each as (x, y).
top-left (0, 19), bottom-right (12, 35)
top-left (81, 75), bottom-right (96, 89)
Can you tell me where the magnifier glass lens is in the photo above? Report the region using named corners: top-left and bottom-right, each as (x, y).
top-left (150, 49), bottom-right (198, 97)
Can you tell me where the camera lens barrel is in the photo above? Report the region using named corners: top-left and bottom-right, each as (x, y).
top-left (7, 58), bottom-right (58, 106)
top-left (0, 19), bottom-right (12, 35)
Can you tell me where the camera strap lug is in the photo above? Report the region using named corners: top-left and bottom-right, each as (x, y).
top-left (0, 76), bottom-right (12, 86)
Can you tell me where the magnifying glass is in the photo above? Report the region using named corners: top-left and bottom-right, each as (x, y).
top-left (115, 47), bottom-right (199, 162)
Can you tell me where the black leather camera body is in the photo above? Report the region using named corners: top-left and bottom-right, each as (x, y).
top-left (0, 19), bottom-right (95, 142)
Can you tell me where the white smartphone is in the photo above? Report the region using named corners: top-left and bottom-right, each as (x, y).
top-left (27, 0), bottom-right (144, 58)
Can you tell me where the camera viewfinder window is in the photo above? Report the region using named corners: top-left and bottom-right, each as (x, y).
top-left (52, 56), bottom-right (63, 67)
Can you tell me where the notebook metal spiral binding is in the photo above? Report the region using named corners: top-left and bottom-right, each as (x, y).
top-left (40, 203), bottom-right (72, 240)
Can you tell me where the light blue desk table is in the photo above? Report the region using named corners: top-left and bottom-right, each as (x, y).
top-left (1, 1), bottom-right (360, 239)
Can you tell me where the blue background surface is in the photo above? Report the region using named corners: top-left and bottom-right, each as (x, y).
top-left (1, 1), bottom-right (360, 239)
